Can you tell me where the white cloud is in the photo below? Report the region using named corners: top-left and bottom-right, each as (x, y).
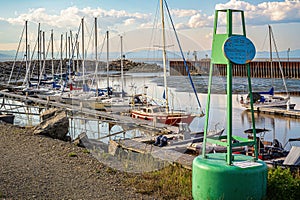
top-left (171, 9), bottom-right (198, 18)
top-left (188, 13), bottom-right (212, 28)
top-left (165, 1), bottom-right (300, 30)
top-left (124, 18), bottom-right (135, 26)
top-left (1, 1), bottom-right (300, 34)
top-left (215, 0), bottom-right (300, 25)
top-left (2, 6), bottom-right (152, 32)
top-left (164, 0), bottom-right (300, 30)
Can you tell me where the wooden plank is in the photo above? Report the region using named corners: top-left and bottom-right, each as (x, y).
top-left (115, 139), bottom-right (194, 169)
top-left (250, 106), bottom-right (300, 118)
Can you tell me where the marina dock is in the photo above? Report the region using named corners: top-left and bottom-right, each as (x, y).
top-left (254, 106), bottom-right (300, 118)
top-left (111, 139), bottom-right (195, 169)
top-left (0, 90), bottom-right (179, 134)
top-left (0, 90), bottom-right (197, 169)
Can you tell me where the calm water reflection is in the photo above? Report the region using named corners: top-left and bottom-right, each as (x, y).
top-left (7, 73), bottom-right (300, 150)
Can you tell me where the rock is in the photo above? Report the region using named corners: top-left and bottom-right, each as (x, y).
top-left (33, 110), bottom-right (69, 141)
top-left (73, 132), bottom-right (88, 147)
top-left (40, 108), bottom-right (60, 121)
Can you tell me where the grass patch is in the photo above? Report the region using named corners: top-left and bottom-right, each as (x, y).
top-left (82, 149), bottom-right (90, 154)
top-left (68, 152), bottom-right (77, 157)
top-left (126, 164), bottom-right (300, 200)
top-left (126, 164), bottom-right (192, 199)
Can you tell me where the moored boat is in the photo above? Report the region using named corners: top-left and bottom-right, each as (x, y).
top-left (131, 105), bottom-right (196, 126)
top-left (129, 0), bottom-right (204, 126)
top-left (239, 25), bottom-right (296, 110)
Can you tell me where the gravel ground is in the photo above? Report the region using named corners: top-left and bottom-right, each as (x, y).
top-left (0, 122), bottom-right (155, 200)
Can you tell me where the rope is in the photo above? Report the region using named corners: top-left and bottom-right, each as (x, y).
top-left (8, 23), bottom-right (26, 84)
top-left (270, 26), bottom-right (289, 96)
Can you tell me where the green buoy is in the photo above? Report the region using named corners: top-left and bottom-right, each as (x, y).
top-left (193, 154), bottom-right (267, 200)
top-left (192, 9), bottom-right (267, 200)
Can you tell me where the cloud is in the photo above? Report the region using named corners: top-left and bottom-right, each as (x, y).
top-left (215, 0), bottom-right (300, 25)
top-left (187, 13), bottom-right (212, 28)
top-left (2, 6), bottom-right (152, 33)
top-left (171, 9), bottom-right (198, 18)
top-left (169, 0), bottom-right (300, 30)
top-left (163, 0), bottom-right (300, 30)
top-left (1, 1), bottom-right (300, 33)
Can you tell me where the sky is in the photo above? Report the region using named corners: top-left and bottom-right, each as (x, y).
top-left (0, 0), bottom-right (299, 59)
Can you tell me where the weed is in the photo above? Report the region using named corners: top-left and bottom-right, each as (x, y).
top-left (82, 149), bottom-right (90, 154)
top-left (68, 152), bottom-right (77, 157)
top-left (127, 164), bottom-right (192, 199)
top-left (267, 167), bottom-right (300, 200)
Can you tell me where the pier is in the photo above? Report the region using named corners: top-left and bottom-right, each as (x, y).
top-left (0, 90), bottom-right (179, 134)
top-left (0, 90), bottom-right (197, 169)
top-left (254, 106), bottom-right (300, 118)
top-left (110, 139), bottom-right (194, 169)
top-left (170, 59), bottom-right (300, 79)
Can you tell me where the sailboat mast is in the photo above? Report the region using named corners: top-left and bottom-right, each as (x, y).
top-left (94, 17), bottom-right (99, 94)
top-left (76, 34), bottom-right (79, 73)
top-left (160, 0), bottom-right (169, 112)
top-left (25, 21), bottom-right (28, 82)
top-left (120, 35), bottom-right (124, 98)
top-left (268, 25), bottom-right (274, 86)
top-left (65, 32), bottom-right (68, 59)
top-left (42, 31), bottom-right (45, 82)
top-left (60, 33), bottom-right (63, 82)
top-left (37, 23), bottom-right (40, 83)
top-left (106, 31), bottom-right (110, 94)
top-left (82, 18), bottom-right (85, 85)
top-left (51, 30), bottom-right (54, 79)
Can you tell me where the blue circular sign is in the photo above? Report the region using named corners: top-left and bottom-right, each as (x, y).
top-left (223, 35), bottom-right (256, 65)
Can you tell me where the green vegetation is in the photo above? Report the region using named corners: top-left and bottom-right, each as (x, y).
top-left (267, 167), bottom-right (300, 200)
top-left (126, 165), bottom-right (300, 200)
top-left (68, 152), bottom-right (77, 157)
top-left (82, 149), bottom-right (90, 154)
top-left (127, 164), bottom-right (192, 199)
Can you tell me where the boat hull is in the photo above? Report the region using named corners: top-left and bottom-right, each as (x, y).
top-left (130, 110), bottom-right (195, 126)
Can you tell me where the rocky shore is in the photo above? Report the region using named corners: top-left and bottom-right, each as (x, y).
top-left (0, 122), bottom-right (156, 199)
top-left (0, 59), bottom-right (162, 83)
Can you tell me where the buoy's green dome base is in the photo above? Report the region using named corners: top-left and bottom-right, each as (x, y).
top-left (192, 153), bottom-right (267, 200)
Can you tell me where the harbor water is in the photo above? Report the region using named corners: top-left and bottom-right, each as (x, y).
top-left (6, 73), bottom-right (300, 151)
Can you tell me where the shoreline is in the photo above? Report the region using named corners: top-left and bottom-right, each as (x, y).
top-left (0, 122), bottom-right (155, 199)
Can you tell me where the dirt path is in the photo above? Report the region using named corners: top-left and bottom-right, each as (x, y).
top-left (0, 122), bottom-right (154, 199)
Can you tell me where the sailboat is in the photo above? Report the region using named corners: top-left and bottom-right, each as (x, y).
top-left (240, 25), bottom-right (295, 110)
top-left (130, 0), bottom-right (203, 126)
top-left (58, 18), bottom-right (111, 110)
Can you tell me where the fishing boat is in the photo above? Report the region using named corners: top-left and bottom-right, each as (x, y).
top-left (243, 128), bottom-right (289, 160)
top-left (130, 0), bottom-right (204, 126)
top-left (240, 25), bottom-right (295, 110)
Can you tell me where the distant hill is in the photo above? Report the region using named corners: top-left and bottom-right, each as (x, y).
top-left (0, 49), bottom-right (299, 62)
top-left (255, 49), bottom-right (300, 60)
top-left (0, 50), bottom-right (15, 61)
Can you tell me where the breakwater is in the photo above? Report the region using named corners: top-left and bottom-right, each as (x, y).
top-left (170, 59), bottom-right (300, 79)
